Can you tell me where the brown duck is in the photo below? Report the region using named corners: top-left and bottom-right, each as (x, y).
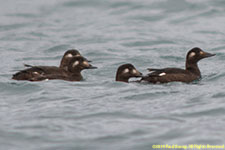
top-left (141, 47), bottom-right (215, 83)
top-left (116, 64), bottom-right (142, 83)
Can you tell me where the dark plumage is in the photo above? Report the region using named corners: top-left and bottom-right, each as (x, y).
top-left (141, 47), bottom-right (215, 83)
top-left (116, 64), bottom-right (142, 83)
top-left (12, 56), bottom-right (97, 81)
top-left (59, 49), bottom-right (91, 71)
top-left (59, 49), bottom-right (81, 71)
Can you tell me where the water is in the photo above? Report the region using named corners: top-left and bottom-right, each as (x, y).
top-left (0, 0), bottom-right (225, 149)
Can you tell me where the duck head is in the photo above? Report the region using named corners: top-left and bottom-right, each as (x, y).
top-left (116, 64), bottom-right (142, 83)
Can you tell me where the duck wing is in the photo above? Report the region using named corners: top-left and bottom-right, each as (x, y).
top-left (142, 68), bottom-right (197, 83)
top-left (24, 64), bottom-right (34, 67)
top-left (12, 66), bottom-right (66, 81)
top-left (147, 68), bottom-right (187, 76)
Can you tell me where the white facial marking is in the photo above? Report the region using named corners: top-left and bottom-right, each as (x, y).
top-left (45, 79), bottom-right (49, 81)
top-left (132, 69), bottom-right (137, 74)
top-left (72, 61), bottom-right (79, 67)
top-left (123, 68), bottom-right (129, 74)
top-left (33, 72), bottom-right (39, 75)
top-left (76, 54), bottom-right (81, 56)
top-left (66, 53), bottom-right (73, 58)
top-left (159, 72), bottom-right (166, 76)
top-left (83, 61), bottom-right (89, 67)
top-left (200, 51), bottom-right (204, 55)
top-left (189, 52), bottom-right (196, 58)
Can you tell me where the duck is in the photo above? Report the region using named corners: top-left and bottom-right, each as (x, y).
top-left (12, 56), bottom-right (97, 81)
top-left (116, 64), bottom-right (142, 83)
top-left (59, 49), bottom-right (91, 71)
top-left (59, 49), bottom-right (82, 70)
top-left (141, 47), bottom-right (215, 83)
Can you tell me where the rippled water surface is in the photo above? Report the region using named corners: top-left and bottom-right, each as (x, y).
top-left (1, 0), bottom-right (225, 149)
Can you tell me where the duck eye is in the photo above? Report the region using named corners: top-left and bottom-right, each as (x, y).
top-left (189, 52), bottom-right (196, 58)
top-left (72, 61), bottom-right (79, 67)
top-left (123, 68), bottom-right (129, 74)
top-left (66, 53), bottom-right (73, 58)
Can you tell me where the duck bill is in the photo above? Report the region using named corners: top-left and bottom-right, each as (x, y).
top-left (203, 52), bottom-right (216, 58)
top-left (87, 65), bottom-right (97, 69)
top-left (134, 70), bottom-right (143, 77)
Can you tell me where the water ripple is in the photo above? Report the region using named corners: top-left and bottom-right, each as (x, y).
top-left (0, 0), bottom-right (225, 149)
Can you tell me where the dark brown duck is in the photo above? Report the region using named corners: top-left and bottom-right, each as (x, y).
top-left (12, 56), bottom-right (96, 81)
top-left (12, 49), bottom-right (81, 81)
top-left (59, 49), bottom-right (91, 71)
top-left (116, 64), bottom-right (142, 83)
top-left (141, 47), bottom-right (215, 83)
top-left (59, 49), bottom-right (82, 70)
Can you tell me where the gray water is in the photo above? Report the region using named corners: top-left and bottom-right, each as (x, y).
top-left (0, 0), bottom-right (225, 150)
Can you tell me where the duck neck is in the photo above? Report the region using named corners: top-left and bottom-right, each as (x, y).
top-left (71, 72), bottom-right (83, 81)
top-left (185, 61), bottom-right (201, 76)
top-left (59, 59), bottom-right (67, 69)
top-left (116, 74), bottom-right (129, 83)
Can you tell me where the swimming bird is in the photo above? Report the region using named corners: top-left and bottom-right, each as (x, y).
top-left (116, 64), bottom-right (142, 83)
top-left (12, 56), bottom-right (97, 81)
top-left (141, 47), bottom-right (215, 83)
top-left (59, 49), bottom-right (82, 70)
top-left (24, 49), bottom-right (90, 71)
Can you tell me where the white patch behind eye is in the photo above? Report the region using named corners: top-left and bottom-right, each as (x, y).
top-left (66, 53), bottom-right (73, 58)
top-left (33, 72), bottom-right (39, 75)
top-left (189, 52), bottom-right (196, 58)
top-left (132, 69), bottom-right (137, 74)
top-left (159, 72), bottom-right (166, 76)
top-left (72, 61), bottom-right (79, 67)
top-left (123, 68), bottom-right (129, 73)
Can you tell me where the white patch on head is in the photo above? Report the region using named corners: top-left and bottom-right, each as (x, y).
top-left (200, 51), bottom-right (204, 55)
top-left (45, 79), bottom-right (49, 81)
top-left (33, 72), bottom-right (39, 75)
top-left (72, 61), bottom-right (79, 67)
top-left (123, 68), bottom-right (129, 74)
top-left (132, 69), bottom-right (137, 74)
top-left (83, 61), bottom-right (89, 67)
top-left (66, 53), bottom-right (73, 58)
top-left (159, 72), bottom-right (166, 76)
top-left (76, 54), bottom-right (81, 56)
top-left (189, 52), bottom-right (196, 58)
